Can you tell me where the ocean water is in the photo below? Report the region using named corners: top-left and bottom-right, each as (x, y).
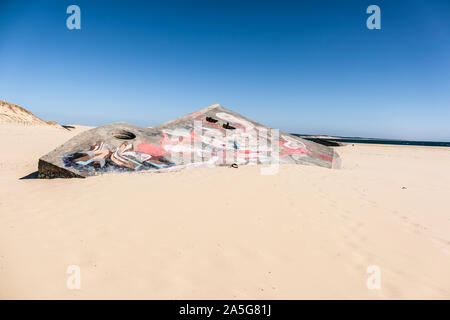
top-left (324, 138), bottom-right (450, 147)
top-left (291, 134), bottom-right (450, 147)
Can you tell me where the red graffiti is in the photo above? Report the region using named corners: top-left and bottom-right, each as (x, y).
top-left (137, 142), bottom-right (170, 157)
top-left (279, 140), bottom-right (310, 157)
top-left (319, 154), bottom-right (332, 162)
top-left (160, 130), bottom-right (202, 146)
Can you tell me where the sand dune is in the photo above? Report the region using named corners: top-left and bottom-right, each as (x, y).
top-left (0, 124), bottom-right (449, 299)
top-left (0, 100), bottom-right (63, 128)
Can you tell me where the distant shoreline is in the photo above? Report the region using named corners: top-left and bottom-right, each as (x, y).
top-left (292, 134), bottom-right (450, 147)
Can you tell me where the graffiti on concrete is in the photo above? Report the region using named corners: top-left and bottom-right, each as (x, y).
top-left (63, 141), bottom-right (174, 172)
top-left (62, 111), bottom-right (318, 172)
top-left (50, 105), bottom-right (336, 178)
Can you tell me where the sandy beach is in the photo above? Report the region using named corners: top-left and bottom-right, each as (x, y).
top-left (0, 124), bottom-right (449, 299)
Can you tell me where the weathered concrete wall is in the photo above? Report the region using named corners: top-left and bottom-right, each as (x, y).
top-left (38, 104), bottom-right (341, 178)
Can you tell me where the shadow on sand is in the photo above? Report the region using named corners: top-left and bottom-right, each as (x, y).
top-left (20, 171), bottom-right (39, 180)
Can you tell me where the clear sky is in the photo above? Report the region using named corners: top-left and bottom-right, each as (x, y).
top-left (0, 0), bottom-right (449, 141)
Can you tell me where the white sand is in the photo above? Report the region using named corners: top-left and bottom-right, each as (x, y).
top-left (0, 124), bottom-right (449, 299)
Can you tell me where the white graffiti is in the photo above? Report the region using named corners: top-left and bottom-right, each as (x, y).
top-left (216, 112), bottom-right (255, 130)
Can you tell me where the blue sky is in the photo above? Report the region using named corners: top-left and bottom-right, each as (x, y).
top-left (0, 0), bottom-right (449, 141)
